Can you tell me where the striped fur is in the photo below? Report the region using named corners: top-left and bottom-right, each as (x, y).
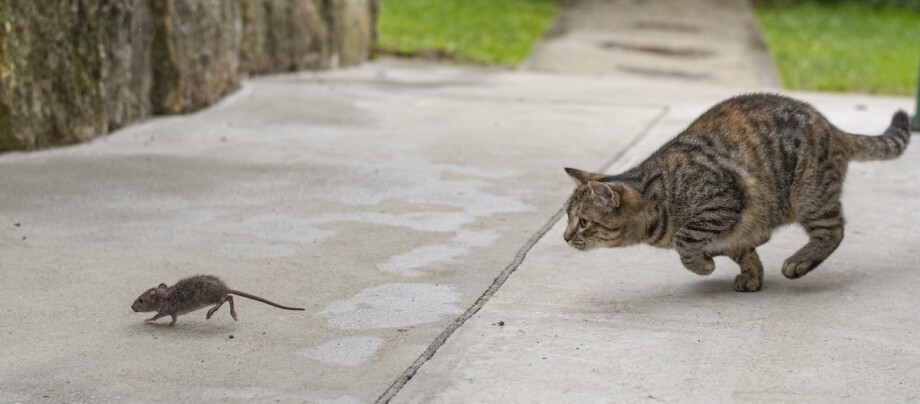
top-left (563, 93), bottom-right (913, 292)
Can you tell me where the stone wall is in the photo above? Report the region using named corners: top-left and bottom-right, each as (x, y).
top-left (0, 0), bottom-right (375, 152)
top-left (151, 0), bottom-right (242, 115)
top-left (240, 0), bottom-right (329, 74)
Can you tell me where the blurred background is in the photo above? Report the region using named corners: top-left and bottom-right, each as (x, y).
top-left (377, 0), bottom-right (919, 94)
top-left (1, 0), bottom-right (917, 152)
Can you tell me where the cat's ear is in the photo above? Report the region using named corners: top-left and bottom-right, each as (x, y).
top-left (587, 181), bottom-right (621, 208)
top-left (565, 167), bottom-right (598, 185)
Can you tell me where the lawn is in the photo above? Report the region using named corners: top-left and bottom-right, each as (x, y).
top-left (754, 1), bottom-right (920, 95)
top-left (376, 0), bottom-right (560, 65)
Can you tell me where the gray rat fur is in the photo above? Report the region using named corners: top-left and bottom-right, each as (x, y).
top-left (131, 275), bottom-right (305, 326)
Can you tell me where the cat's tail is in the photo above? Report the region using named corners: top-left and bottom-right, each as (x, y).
top-left (844, 110), bottom-right (912, 161)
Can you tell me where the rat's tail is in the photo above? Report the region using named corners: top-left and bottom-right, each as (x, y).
top-left (844, 110), bottom-right (912, 161)
top-left (229, 290), bottom-right (305, 311)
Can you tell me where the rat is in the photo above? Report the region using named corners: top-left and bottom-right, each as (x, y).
top-left (131, 275), bottom-right (305, 326)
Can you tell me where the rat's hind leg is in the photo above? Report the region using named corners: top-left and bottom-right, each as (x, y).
top-left (783, 201), bottom-right (844, 279)
top-left (168, 314), bottom-right (177, 327)
top-left (227, 296), bottom-right (238, 321)
top-left (729, 247), bottom-right (764, 292)
top-left (206, 296), bottom-right (228, 320)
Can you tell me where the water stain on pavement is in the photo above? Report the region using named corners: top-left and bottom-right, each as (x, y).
top-left (318, 283), bottom-right (463, 329)
top-left (300, 336), bottom-right (385, 366)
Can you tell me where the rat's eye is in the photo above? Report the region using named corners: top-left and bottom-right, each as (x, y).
top-left (139, 299), bottom-right (144, 303)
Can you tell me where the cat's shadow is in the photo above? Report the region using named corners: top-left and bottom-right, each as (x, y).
top-left (685, 272), bottom-right (860, 296)
top-left (580, 271), bottom-right (864, 316)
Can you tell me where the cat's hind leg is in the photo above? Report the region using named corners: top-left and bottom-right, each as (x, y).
top-left (729, 247), bottom-right (764, 292)
top-left (783, 201), bottom-right (844, 279)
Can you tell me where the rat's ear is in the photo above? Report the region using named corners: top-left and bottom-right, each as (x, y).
top-left (587, 181), bottom-right (621, 209)
top-left (148, 289), bottom-right (157, 297)
top-left (565, 167), bottom-right (600, 185)
top-left (158, 283), bottom-right (167, 289)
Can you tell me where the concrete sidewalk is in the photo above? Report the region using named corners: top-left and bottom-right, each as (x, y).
top-left (2, 58), bottom-right (916, 403)
top-left (522, 0), bottom-right (781, 88)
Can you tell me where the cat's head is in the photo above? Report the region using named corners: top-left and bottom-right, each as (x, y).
top-left (563, 167), bottom-right (648, 250)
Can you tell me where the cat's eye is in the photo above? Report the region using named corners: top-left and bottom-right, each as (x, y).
top-left (578, 218), bottom-right (588, 228)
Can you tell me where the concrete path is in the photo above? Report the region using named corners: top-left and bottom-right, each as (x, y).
top-left (522, 0), bottom-right (781, 88)
top-left (1, 1), bottom-right (917, 399)
top-left (2, 58), bottom-right (916, 403)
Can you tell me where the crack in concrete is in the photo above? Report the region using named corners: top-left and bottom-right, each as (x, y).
top-left (375, 106), bottom-right (670, 403)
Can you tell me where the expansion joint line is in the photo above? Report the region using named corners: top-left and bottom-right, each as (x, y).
top-left (375, 106), bottom-right (670, 403)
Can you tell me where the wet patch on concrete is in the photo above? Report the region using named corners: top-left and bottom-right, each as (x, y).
top-left (201, 387), bottom-right (284, 401)
top-left (378, 230), bottom-right (500, 277)
top-left (631, 21), bottom-right (701, 33)
top-left (318, 283), bottom-right (463, 329)
top-left (617, 66), bottom-right (712, 80)
top-left (231, 214), bottom-right (335, 245)
top-left (199, 388), bottom-right (363, 403)
top-left (300, 336), bottom-right (385, 366)
top-left (599, 41), bottom-right (714, 58)
top-left (316, 211), bottom-right (475, 233)
top-left (218, 243), bottom-right (299, 260)
top-left (323, 157), bottom-right (530, 215)
top-left (319, 156), bottom-right (530, 277)
top-left (313, 396), bottom-right (363, 404)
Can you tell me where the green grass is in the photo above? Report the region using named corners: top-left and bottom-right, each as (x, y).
top-left (754, 1), bottom-right (920, 95)
top-left (377, 0), bottom-right (560, 65)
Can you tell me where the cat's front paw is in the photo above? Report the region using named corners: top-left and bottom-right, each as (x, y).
top-left (681, 255), bottom-right (715, 276)
top-left (734, 271), bottom-right (763, 292)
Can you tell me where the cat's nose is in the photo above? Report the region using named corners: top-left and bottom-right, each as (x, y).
top-left (563, 228), bottom-right (574, 242)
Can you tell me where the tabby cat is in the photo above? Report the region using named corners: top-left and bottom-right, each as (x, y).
top-left (563, 93), bottom-right (912, 292)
